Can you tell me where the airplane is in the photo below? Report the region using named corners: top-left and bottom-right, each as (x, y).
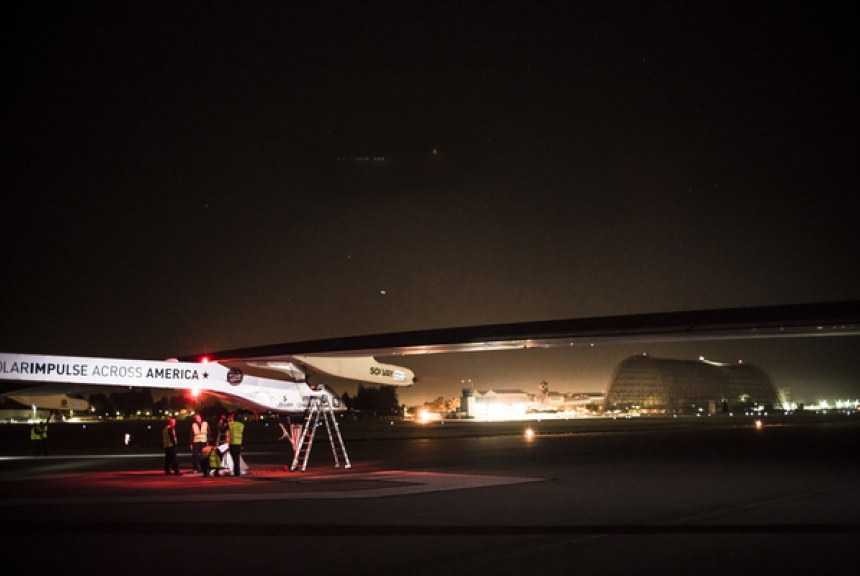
top-left (2, 300), bottom-right (859, 417)
top-left (0, 353), bottom-right (413, 417)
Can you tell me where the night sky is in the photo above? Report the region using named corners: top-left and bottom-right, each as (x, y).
top-left (2, 2), bottom-right (858, 405)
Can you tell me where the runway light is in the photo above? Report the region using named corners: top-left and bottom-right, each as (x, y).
top-left (755, 420), bottom-right (762, 429)
top-left (525, 428), bottom-right (535, 440)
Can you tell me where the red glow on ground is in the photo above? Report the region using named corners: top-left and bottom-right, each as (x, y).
top-left (2, 466), bottom-right (346, 500)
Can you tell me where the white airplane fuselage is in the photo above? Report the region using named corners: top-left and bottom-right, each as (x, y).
top-left (0, 353), bottom-right (414, 415)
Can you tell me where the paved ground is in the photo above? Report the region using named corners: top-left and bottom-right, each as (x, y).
top-left (2, 418), bottom-right (859, 574)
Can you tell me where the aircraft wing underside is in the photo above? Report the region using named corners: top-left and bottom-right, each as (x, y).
top-left (184, 300), bottom-right (860, 362)
top-left (2, 301), bottom-right (859, 413)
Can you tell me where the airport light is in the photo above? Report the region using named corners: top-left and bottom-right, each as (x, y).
top-left (525, 428), bottom-right (535, 440)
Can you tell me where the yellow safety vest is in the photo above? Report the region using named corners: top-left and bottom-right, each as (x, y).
top-left (228, 421), bottom-right (244, 445)
top-left (41, 426), bottom-right (48, 439)
top-left (31, 426), bottom-right (42, 441)
top-left (163, 426), bottom-right (177, 448)
top-left (192, 421), bottom-right (208, 443)
top-left (204, 446), bottom-right (220, 468)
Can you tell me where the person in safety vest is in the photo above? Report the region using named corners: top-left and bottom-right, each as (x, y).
top-left (226, 412), bottom-right (245, 477)
top-left (201, 443), bottom-right (221, 478)
top-left (189, 413), bottom-right (209, 474)
top-left (31, 422), bottom-right (46, 456)
top-left (163, 417), bottom-right (181, 475)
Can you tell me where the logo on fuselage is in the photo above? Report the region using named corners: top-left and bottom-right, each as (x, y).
top-left (227, 369), bottom-right (244, 386)
top-left (369, 367), bottom-right (407, 381)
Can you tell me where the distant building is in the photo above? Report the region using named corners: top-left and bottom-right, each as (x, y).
top-left (564, 392), bottom-right (605, 410)
top-left (604, 355), bottom-right (782, 413)
top-left (463, 389), bottom-right (532, 419)
top-left (461, 388), bottom-right (605, 419)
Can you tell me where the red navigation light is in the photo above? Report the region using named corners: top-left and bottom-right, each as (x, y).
top-left (201, 356), bottom-right (210, 364)
top-left (191, 388), bottom-right (200, 397)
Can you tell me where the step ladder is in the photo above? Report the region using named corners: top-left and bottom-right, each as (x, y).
top-left (290, 393), bottom-right (351, 472)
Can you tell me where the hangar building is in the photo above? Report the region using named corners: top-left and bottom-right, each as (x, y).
top-left (604, 355), bottom-right (782, 413)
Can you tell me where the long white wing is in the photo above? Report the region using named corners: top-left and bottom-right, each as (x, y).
top-left (1, 301), bottom-right (857, 411)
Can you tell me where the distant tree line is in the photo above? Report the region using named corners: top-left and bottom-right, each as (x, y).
top-left (341, 384), bottom-right (400, 415)
top-left (88, 389), bottom-right (199, 417)
top-left (407, 396), bottom-right (461, 415)
top-left (86, 385), bottom-right (403, 419)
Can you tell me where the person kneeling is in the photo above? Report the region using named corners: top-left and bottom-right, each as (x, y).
top-left (201, 444), bottom-right (222, 478)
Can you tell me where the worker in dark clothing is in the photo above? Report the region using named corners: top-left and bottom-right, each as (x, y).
top-left (162, 417), bottom-right (181, 475)
top-left (215, 413), bottom-right (229, 445)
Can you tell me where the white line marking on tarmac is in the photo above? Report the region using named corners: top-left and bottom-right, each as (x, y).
top-left (0, 471), bottom-right (546, 506)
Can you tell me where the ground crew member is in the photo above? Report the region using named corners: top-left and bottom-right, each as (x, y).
top-left (40, 420), bottom-right (48, 455)
top-left (201, 444), bottom-right (221, 478)
top-left (226, 412), bottom-right (245, 477)
top-left (215, 413), bottom-right (229, 445)
top-left (31, 422), bottom-right (46, 456)
top-left (163, 417), bottom-right (180, 475)
top-left (189, 413), bottom-right (209, 474)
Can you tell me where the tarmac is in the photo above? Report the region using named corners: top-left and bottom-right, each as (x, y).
top-left (2, 416), bottom-right (859, 574)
